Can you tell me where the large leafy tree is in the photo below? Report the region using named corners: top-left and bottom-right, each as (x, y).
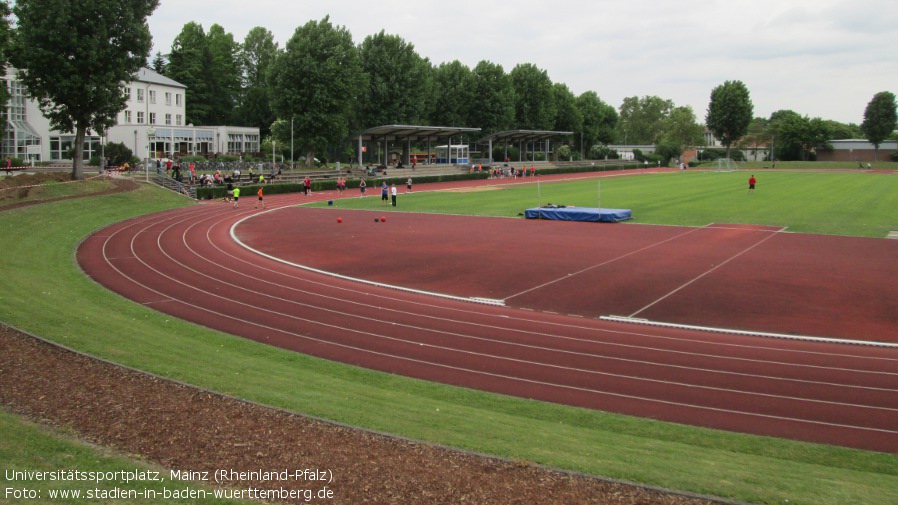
top-left (470, 61), bottom-right (514, 137)
top-left (705, 80), bottom-right (754, 159)
top-left (268, 16), bottom-right (363, 167)
top-left (861, 91), bottom-right (897, 161)
top-left (767, 109), bottom-right (803, 161)
top-left (552, 83), bottom-right (582, 156)
top-left (11, 0), bottom-right (159, 179)
top-left (358, 30), bottom-right (432, 127)
top-left (767, 110), bottom-right (830, 161)
top-left (166, 23), bottom-right (240, 126)
top-left (824, 120), bottom-right (862, 140)
top-left (166, 22), bottom-right (212, 125)
top-left (236, 27), bottom-right (278, 137)
top-left (738, 117), bottom-right (772, 161)
top-left (430, 60), bottom-right (475, 127)
top-left (615, 95), bottom-right (674, 145)
top-left (0, 1), bottom-right (11, 108)
top-left (204, 25), bottom-right (241, 125)
top-left (552, 83), bottom-right (581, 133)
top-left (659, 106), bottom-right (704, 152)
top-left (576, 91), bottom-right (617, 155)
top-left (509, 63), bottom-right (556, 130)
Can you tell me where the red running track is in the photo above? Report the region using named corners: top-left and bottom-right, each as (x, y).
top-left (77, 176), bottom-right (898, 453)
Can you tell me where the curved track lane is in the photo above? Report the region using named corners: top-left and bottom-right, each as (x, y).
top-left (77, 189), bottom-right (898, 453)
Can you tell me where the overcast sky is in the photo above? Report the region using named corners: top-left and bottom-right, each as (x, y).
top-left (147, 0), bottom-right (897, 125)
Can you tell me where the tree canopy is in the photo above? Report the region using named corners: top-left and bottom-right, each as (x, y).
top-left (12, 0), bottom-right (159, 179)
top-left (0, 1), bottom-right (12, 108)
top-left (470, 61), bottom-right (514, 137)
top-left (236, 27), bottom-right (278, 138)
top-left (166, 22), bottom-right (212, 125)
top-left (616, 95), bottom-right (674, 145)
top-left (552, 83), bottom-right (583, 153)
top-left (510, 63), bottom-right (556, 130)
top-left (267, 16), bottom-right (364, 166)
top-left (861, 91), bottom-right (897, 160)
top-left (705, 80), bottom-right (754, 159)
top-left (430, 60), bottom-right (476, 128)
top-left (576, 91), bottom-right (617, 154)
top-left (659, 106), bottom-right (704, 152)
top-left (358, 30), bottom-right (432, 127)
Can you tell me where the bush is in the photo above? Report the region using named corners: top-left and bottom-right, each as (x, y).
top-left (555, 145), bottom-right (571, 161)
top-left (103, 142), bottom-right (133, 166)
top-left (588, 144), bottom-right (611, 160)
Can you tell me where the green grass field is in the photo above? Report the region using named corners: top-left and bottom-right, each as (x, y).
top-left (1, 173), bottom-right (897, 504)
top-left (318, 171), bottom-right (898, 238)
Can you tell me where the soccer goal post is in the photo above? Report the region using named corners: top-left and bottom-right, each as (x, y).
top-left (715, 158), bottom-right (739, 172)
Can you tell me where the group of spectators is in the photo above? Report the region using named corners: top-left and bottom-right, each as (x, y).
top-left (161, 159), bottom-right (280, 188)
top-left (489, 165), bottom-right (537, 179)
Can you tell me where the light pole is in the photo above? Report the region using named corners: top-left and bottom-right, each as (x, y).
top-left (290, 116), bottom-right (294, 170)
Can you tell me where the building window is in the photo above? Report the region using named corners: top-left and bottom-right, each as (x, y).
top-left (149, 112), bottom-right (156, 125)
top-left (124, 87), bottom-right (131, 100)
top-left (49, 136), bottom-right (101, 161)
top-left (124, 110), bottom-right (132, 123)
top-left (165, 92), bottom-right (171, 105)
top-left (176, 114), bottom-right (182, 126)
top-left (165, 114), bottom-right (172, 125)
top-left (137, 111), bottom-right (144, 124)
top-left (149, 90), bottom-right (156, 104)
top-left (176, 93), bottom-right (182, 106)
top-left (136, 88), bottom-right (144, 102)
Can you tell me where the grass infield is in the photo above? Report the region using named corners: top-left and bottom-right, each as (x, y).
top-left (313, 170), bottom-right (898, 238)
top-left (1, 173), bottom-right (897, 504)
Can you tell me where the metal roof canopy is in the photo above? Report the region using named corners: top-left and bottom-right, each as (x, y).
top-left (479, 130), bottom-right (574, 164)
top-left (357, 125), bottom-right (481, 166)
top-left (478, 129), bottom-right (573, 144)
top-left (358, 125), bottom-right (480, 142)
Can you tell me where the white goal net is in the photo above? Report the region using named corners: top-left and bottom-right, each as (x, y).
top-left (715, 158), bottom-right (739, 172)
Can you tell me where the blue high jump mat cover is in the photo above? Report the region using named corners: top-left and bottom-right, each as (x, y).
top-left (524, 206), bottom-right (632, 223)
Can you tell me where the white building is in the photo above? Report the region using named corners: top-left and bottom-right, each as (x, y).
top-left (3, 67), bottom-right (259, 163)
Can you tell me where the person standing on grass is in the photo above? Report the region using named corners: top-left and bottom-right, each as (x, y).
top-left (255, 187), bottom-right (265, 209)
top-left (381, 181), bottom-right (389, 205)
top-left (232, 187), bottom-right (240, 208)
top-left (748, 174), bottom-right (757, 194)
top-left (391, 184), bottom-right (398, 207)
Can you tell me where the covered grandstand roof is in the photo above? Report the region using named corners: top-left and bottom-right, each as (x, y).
top-left (358, 125), bottom-right (481, 142)
top-left (478, 129), bottom-right (574, 144)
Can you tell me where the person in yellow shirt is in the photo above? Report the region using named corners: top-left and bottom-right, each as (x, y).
top-left (232, 187), bottom-right (240, 209)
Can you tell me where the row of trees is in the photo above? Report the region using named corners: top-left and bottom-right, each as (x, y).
top-left (146, 20), bottom-right (898, 166)
top-left (156, 19), bottom-right (720, 167)
top-left (728, 94), bottom-right (898, 163)
top-left (4, 1), bottom-right (895, 178)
